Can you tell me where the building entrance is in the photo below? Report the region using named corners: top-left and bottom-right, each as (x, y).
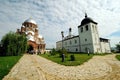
top-left (28, 45), bottom-right (34, 54)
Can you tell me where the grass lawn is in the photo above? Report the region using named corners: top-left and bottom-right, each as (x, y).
top-left (116, 54), bottom-right (120, 61)
top-left (0, 56), bottom-right (21, 80)
top-left (40, 53), bottom-right (94, 66)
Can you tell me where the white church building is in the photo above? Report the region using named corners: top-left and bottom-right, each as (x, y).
top-left (56, 14), bottom-right (111, 53)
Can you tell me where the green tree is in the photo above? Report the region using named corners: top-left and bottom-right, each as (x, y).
top-left (59, 48), bottom-right (68, 57)
top-left (50, 48), bottom-right (56, 56)
top-left (0, 32), bottom-right (27, 56)
top-left (116, 43), bottom-right (120, 53)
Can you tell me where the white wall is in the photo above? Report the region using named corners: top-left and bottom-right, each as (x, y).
top-left (56, 36), bottom-right (80, 52)
top-left (100, 41), bottom-right (111, 53)
top-left (56, 41), bottom-right (62, 50)
top-left (63, 36), bottom-right (80, 52)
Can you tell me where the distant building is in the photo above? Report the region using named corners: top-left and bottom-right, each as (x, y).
top-left (56, 14), bottom-right (111, 53)
top-left (16, 18), bottom-right (45, 54)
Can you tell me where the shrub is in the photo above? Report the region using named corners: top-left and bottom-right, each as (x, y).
top-left (50, 48), bottom-right (56, 56)
top-left (70, 55), bottom-right (75, 61)
top-left (116, 55), bottom-right (120, 61)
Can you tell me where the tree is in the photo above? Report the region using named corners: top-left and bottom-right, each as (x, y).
top-left (116, 42), bottom-right (120, 53)
top-left (59, 48), bottom-right (68, 57)
top-left (0, 32), bottom-right (27, 56)
top-left (50, 48), bottom-right (56, 56)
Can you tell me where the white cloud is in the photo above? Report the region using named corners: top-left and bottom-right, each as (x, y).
top-left (0, 0), bottom-right (120, 48)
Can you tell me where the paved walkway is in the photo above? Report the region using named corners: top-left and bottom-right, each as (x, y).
top-left (3, 54), bottom-right (120, 80)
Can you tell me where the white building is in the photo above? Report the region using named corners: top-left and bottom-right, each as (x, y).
top-left (56, 14), bottom-right (111, 53)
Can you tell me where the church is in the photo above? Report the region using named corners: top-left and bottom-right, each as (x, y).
top-left (56, 14), bottom-right (111, 53)
top-left (16, 18), bottom-right (46, 54)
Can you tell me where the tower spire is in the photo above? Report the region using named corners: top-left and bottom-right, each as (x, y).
top-left (85, 13), bottom-right (87, 18)
top-left (69, 27), bottom-right (72, 35)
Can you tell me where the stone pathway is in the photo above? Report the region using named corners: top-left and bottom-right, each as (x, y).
top-left (3, 54), bottom-right (120, 80)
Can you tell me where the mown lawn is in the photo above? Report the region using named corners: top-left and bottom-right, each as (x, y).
top-left (40, 53), bottom-right (94, 66)
top-left (116, 54), bottom-right (120, 61)
top-left (0, 56), bottom-right (21, 80)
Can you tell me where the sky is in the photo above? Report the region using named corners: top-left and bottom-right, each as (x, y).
top-left (0, 0), bottom-right (120, 48)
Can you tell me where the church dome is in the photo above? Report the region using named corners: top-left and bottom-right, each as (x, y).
top-left (80, 13), bottom-right (97, 26)
top-left (24, 18), bottom-right (37, 25)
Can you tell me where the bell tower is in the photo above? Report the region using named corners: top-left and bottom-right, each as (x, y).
top-left (78, 13), bottom-right (101, 53)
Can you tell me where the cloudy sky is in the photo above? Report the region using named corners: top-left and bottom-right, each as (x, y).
top-left (0, 0), bottom-right (120, 48)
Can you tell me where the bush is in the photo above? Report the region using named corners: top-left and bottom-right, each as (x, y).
top-left (50, 48), bottom-right (56, 56)
top-left (116, 55), bottom-right (120, 61)
top-left (70, 55), bottom-right (75, 61)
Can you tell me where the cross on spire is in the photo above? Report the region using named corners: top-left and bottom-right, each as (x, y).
top-left (85, 13), bottom-right (87, 18)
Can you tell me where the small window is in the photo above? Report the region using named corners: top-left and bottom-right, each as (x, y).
top-left (86, 25), bottom-right (88, 31)
top-left (65, 42), bottom-right (67, 45)
top-left (70, 40), bottom-right (72, 45)
top-left (76, 48), bottom-right (78, 51)
top-left (85, 39), bottom-right (87, 41)
top-left (92, 25), bottom-right (94, 32)
top-left (75, 40), bottom-right (77, 44)
top-left (81, 27), bottom-right (83, 32)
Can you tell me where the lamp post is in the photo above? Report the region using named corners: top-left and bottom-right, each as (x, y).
top-left (61, 31), bottom-right (65, 62)
top-left (61, 31), bottom-right (64, 51)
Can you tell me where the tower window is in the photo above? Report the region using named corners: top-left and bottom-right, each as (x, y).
top-left (85, 39), bottom-right (87, 41)
top-left (86, 25), bottom-right (88, 31)
top-left (75, 40), bottom-right (77, 44)
top-left (70, 41), bottom-right (71, 44)
top-left (81, 27), bottom-right (83, 32)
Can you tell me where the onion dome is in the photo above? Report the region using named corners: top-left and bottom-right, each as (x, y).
top-left (79, 13), bottom-right (97, 27)
top-left (24, 18), bottom-right (37, 25)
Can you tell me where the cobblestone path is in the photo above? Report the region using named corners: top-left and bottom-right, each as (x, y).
top-left (3, 54), bottom-right (120, 80)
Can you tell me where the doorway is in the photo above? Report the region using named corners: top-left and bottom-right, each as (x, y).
top-left (27, 45), bottom-right (34, 54)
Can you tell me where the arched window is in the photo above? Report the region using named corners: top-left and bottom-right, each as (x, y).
top-left (75, 40), bottom-right (77, 44)
top-left (65, 42), bottom-right (67, 45)
top-left (86, 25), bottom-right (88, 31)
top-left (70, 40), bottom-right (72, 45)
top-left (76, 48), bottom-right (78, 51)
top-left (81, 27), bottom-right (83, 32)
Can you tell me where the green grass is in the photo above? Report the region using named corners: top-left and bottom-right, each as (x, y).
top-left (0, 56), bottom-right (21, 80)
top-left (116, 55), bottom-right (120, 61)
top-left (40, 53), bottom-right (94, 66)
